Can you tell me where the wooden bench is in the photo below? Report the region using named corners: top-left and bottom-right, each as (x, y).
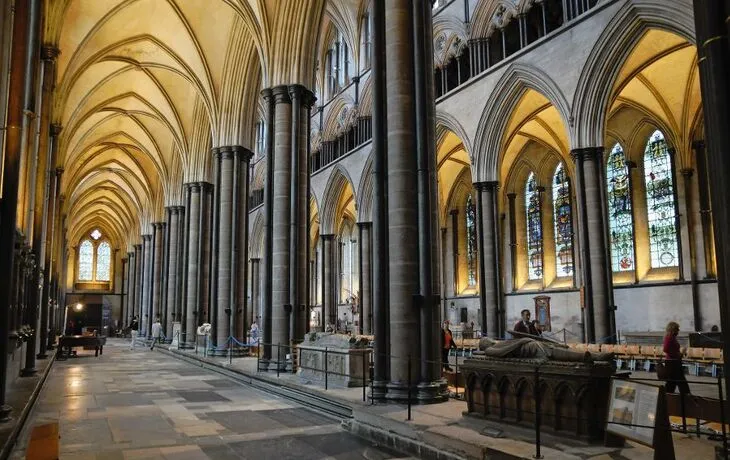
top-left (26, 422), bottom-right (59, 460)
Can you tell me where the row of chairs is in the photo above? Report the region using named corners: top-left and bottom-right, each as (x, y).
top-left (568, 342), bottom-right (723, 377)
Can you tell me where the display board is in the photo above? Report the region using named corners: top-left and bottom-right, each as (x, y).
top-left (606, 379), bottom-right (660, 446)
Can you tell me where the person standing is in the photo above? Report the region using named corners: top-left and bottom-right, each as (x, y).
top-left (249, 320), bottom-right (260, 343)
top-left (150, 316), bottom-right (162, 350)
top-left (663, 321), bottom-right (690, 395)
top-left (442, 322), bottom-right (457, 372)
top-left (129, 315), bottom-right (140, 350)
top-left (513, 309), bottom-right (542, 336)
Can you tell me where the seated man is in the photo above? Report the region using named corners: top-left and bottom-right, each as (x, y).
top-left (513, 309), bottom-right (542, 336)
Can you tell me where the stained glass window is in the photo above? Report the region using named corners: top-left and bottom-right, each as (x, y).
top-left (78, 240), bottom-right (93, 281)
top-left (90, 229), bottom-right (102, 240)
top-left (96, 241), bottom-right (111, 281)
top-left (465, 194), bottom-right (478, 286)
top-left (525, 172), bottom-right (543, 280)
top-left (644, 130), bottom-right (678, 268)
top-left (552, 163), bottom-right (573, 277)
top-left (607, 143), bottom-right (635, 271)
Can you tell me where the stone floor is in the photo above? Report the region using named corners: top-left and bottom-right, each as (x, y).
top-left (10, 340), bottom-right (411, 460)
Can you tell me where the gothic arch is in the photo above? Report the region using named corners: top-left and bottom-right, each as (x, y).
top-left (472, 63), bottom-right (571, 182)
top-left (436, 110), bottom-right (473, 165)
top-left (320, 164), bottom-right (357, 235)
top-left (571, 0), bottom-right (696, 149)
top-left (249, 210), bottom-right (265, 259)
top-left (356, 152), bottom-right (374, 222)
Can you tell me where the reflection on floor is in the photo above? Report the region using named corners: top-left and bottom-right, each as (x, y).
top-left (10, 339), bottom-right (408, 460)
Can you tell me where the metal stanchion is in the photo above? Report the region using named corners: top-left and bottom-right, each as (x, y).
top-left (256, 340), bottom-right (261, 372)
top-left (407, 354), bottom-right (412, 421)
top-left (680, 390), bottom-right (687, 434)
top-left (324, 347), bottom-right (329, 390)
top-left (228, 337), bottom-right (232, 365)
top-left (534, 367), bottom-right (543, 459)
top-left (455, 350), bottom-right (459, 398)
top-left (718, 374), bottom-right (728, 460)
top-left (277, 343), bottom-right (281, 378)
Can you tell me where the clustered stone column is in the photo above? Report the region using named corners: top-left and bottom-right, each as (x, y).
top-left (261, 84), bottom-right (315, 370)
top-left (164, 206), bottom-right (183, 337)
top-left (357, 222), bottom-right (372, 334)
top-left (320, 234), bottom-right (336, 328)
top-left (572, 147), bottom-right (614, 343)
top-left (250, 258), bottom-right (261, 326)
top-left (141, 233), bottom-right (153, 335)
top-left (151, 222), bottom-right (166, 328)
top-left (211, 146), bottom-right (253, 348)
top-left (184, 183), bottom-right (202, 343)
top-left (133, 243), bottom-right (143, 320)
top-left (475, 181), bottom-right (501, 338)
top-left (126, 250), bottom-right (135, 324)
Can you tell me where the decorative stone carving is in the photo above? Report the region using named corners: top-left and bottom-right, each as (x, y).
top-left (297, 333), bottom-right (371, 388)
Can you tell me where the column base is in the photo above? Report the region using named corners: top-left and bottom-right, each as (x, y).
top-left (385, 380), bottom-right (418, 403)
top-left (416, 379), bottom-right (449, 403)
top-left (266, 359), bottom-right (290, 373)
top-left (0, 405), bottom-right (12, 422)
top-left (20, 367), bottom-right (37, 377)
top-left (370, 379), bottom-right (388, 402)
top-left (36, 353), bottom-right (48, 359)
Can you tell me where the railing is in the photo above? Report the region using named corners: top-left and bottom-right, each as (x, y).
top-left (248, 188), bottom-right (264, 210)
top-left (311, 116), bottom-right (372, 173)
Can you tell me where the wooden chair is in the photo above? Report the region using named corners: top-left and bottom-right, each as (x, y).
top-left (703, 348), bottom-right (722, 377)
top-left (625, 345), bottom-right (641, 370)
top-left (685, 347), bottom-right (704, 376)
top-left (26, 423), bottom-right (59, 460)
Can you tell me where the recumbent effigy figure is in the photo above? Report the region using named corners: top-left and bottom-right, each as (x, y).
top-left (477, 336), bottom-right (615, 363)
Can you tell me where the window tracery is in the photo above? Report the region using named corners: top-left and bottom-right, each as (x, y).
top-left (465, 194), bottom-right (478, 286)
top-left (96, 241), bottom-right (111, 282)
top-left (644, 130), bottom-right (679, 268)
top-left (607, 143), bottom-right (635, 271)
top-left (552, 163), bottom-right (573, 277)
top-left (78, 240), bottom-right (93, 281)
top-left (76, 229), bottom-right (113, 287)
top-left (525, 172), bottom-right (543, 280)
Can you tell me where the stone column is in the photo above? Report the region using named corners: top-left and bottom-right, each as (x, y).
top-left (151, 223), bottom-right (165, 329)
top-left (385, 0), bottom-right (420, 401)
top-left (321, 234), bottom-right (336, 327)
top-left (199, 182), bottom-right (213, 325)
top-left (692, 0), bottom-right (730, 393)
top-left (165, 207), bottom-right (180, 337)
top-left (357, 222), bottom-right (372, 334)
top-left (176, 206), bottom-right (186, 324)
top-left (572, 148), bottom-right (613, 343)
top-left (250, 258), bottom-right (261, 328)
top-left (141, 233), bottom-right (153, 335)
top-left (236, 148), bottom-right (254, 338)
top-left (126, 251), bottom-right (134, 325)
top-left (133, 244), bottom-right (143, 320)
top-left (185, 183), bottom-right (202, 341)
top-left (214, 147), bottom-right (235, 345)
top-left (507, 193), bottom-right (518, 292)
top-left (120, 257), bottom-right (128, 329)
top-left (270, 85), bottom-right (292, 369)
top-left (475, 181), bottom-right (501, 338)
top-left (261, 88), bottom-right (275, 365)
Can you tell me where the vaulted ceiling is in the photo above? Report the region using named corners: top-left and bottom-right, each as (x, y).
top-left (45, 0), bottom-right (326, 250)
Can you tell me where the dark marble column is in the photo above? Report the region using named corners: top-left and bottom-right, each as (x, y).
top-left (475, 181), bottom-right (501, 338)
top-left (125, 251), bottom-right (134, 325)
top-left (47, 166), bottom-right (63, 349)
top-left (692, 0), bottom-right (730, 394)
top-left (357, 222), bottom-right (372, 335)
top-left (120, 257), bottom-right (128, 329)
top-left (165, 207), bottom-right (180, 337)
top-left (261, 88), bottom-right (275, 365)
top-left (133, 244), bottom-right (143, 320)
top-left (236, 148), bottom-right (254, 338)
top-left (572, 147), bottom-right (614, 343)
top-left (214, 147), bottom-right (234, 345)
top-left (321, 234), bottom-right (336, 328)
top-left (507, 193), bottom-right (517, 292)
top-left (250, 258), bottom-right (261, 328)
top-left (200, 182), bottom-right (213, 326)
top-left (185, 183), bottom-right (202, 342)
top-left (141, 234), bottom-right (153, 335)
top-left (151, 222), bottom-right (165, 329)
top-left (270, 85), bottom-right (292, 370)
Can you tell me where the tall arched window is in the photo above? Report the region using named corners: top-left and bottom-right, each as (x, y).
top-left (96, 241), bottom-right (111, 281)
top-left (644, 130), bottom-right (679, 268)
top-left (607, 143), bottom-right (635, 271)
top-left (552, 163), bottom-right (573, 277)
top-left (465, 194), bottom-right (478, 286)
top-left (76, 229), bottom-right (113, 286)
top-left (525, 172), bottom-right (543, 280)
top-left (78, 240), bottom-right (94, 281)
top-left (360, 11), bottom-right (372, 70)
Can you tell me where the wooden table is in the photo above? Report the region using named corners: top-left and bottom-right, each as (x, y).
top-left (57, 335), bottom-right (106, 359)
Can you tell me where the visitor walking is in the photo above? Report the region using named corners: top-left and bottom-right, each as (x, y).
top-left (129, 315), bottom-right (140, 350)
top-left (662, 321), bottom-right (690, 394)
top-left (442, 322), bottom-right (457, 372)
top-left (150, 316), bottom-right (162, 350)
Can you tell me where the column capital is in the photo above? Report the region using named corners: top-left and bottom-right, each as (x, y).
top-left (55, 167), bottom-right (64, 177)
top-left (474, 181), bottom-right (499, 192)
top-left (197, 181), bottom-right (214, 192)
top-left (625, 160), bottom-right (638, 169)
top-left (320, 233), bottom-right (336, 240)
top-left (570, 147), bottom-right (604, 162)
top-left (506, 192), bottom-right (517, 200)
top-left (230, 145), bottom-right (254, 162)
top-left (356, 221), bottom-right (373, 229)
top-left (271, 85), bottom-right (291, 104)
top-left (218, 145), bottom-right (234, 160)
top-left (185, 182), bottom-right (200, 192)
top-left (261, 87), bottom-right (273, 100)
top-left (50, 124), bottom-right (63, 136)
top-left (449, 209), bottom-right (459, 216)
top-left (250, 257), bottom-right (261, 262)
top-left (152, 222), bottom-right (166, 230)
top-left (41, 45), bottom-right (60, 61)
top-left (134, 244), bottom-right (142, 250)
top-left (211, 146), bottom-right (222, 158)
top-left (692, 140), bottom-right (705, 151)
top-left (142, 234), bottom-right (152, 241)
top-left (127, 251), bottom-right (134, 257)
top-left (681, 168), bottom-right (694, 178)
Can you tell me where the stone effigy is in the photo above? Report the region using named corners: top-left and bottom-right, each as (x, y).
top-left (297, 333), bottom-right (371, 388)
top-left (462, 334), bottom-right (617, 442)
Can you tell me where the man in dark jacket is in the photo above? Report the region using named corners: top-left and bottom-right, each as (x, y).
top-left (129, 316), bottom-right (140, 350)
top-left (513, 309), bottom-right (542, 336)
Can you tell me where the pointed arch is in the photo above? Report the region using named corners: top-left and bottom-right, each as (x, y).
top-left (357, 152), bottom-right (374, 222)
top-left (571, 0), bottom-right (695, 149)
top-left (320, 164), bottom-right (357, 235)
top-left (473, 63), bottom-right (571, 182)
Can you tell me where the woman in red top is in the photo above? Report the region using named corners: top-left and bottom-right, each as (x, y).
top-left (662, 321), bottom-right (690, 394)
